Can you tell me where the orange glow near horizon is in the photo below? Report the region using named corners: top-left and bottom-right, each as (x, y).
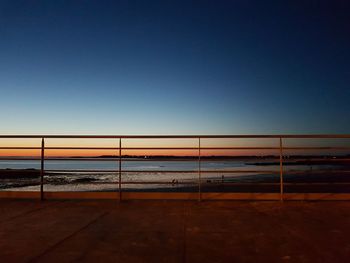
top-left (0, 138), bottom-right (349, 157)
top-left (0, 138), bottom-right (278, 157)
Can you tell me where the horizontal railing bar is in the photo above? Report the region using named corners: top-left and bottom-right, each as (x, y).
top-left (120, 181), bottom-right (261, 185)
top-left (46, 147), bottom-right (119, 150)
top-left (122, 146), bottom-right (350, 150)
top-left (10, 181), bottom-right (350, 187)
top-left (0, 147), bottom-right (42, 150)
top-left (40, 181), bottom-right (240, 185)
top-left (41, 170), bottom-right (143, 173)
top-left (2, 158), bottom-right (123, 161)
top-left (283, 171), bottom-right (350, 174)
top-left (44, 169), bottom-right (279, 173)
top-left (42, 181), bottom-right (197, 185)
top-left (199, 182), bottom-right (350, 185)
top-left (0, 147), bottom-right (120, 150)
top-left (280, 182), bottom-right (350, 185)
top-left (122, 147), bottom-right (207, 150)
top-left (285, 158), bottom-right (350, 161)
top-left (0, 157), bottom-right (195, 161)
top-left (42, 170), bottom-right (350, 174)
top-left (119, 158), bottom-right (249, 162)
top-left (2, 146), bottom-right (350, 151)
top-left (122, 147), bottom-right (280, 150)
top-left (120, 182), bottom-right (350, 186)
top-left (0, 158), bottom-right (244, 161)
top-left (204, 147), bottom-right (280, 150)
top-left (0, 134), bottom-right (350, 139)
top-left (114, 181), bottom-right (196, 185)
top-left (283, 147), bottom-right (350, 150)
top-left (0, 158), bottom-right (122, 161)
top-left (0, 147), bottom-right (283, 150)
top-left (8, 181), bottom-right (350, 186)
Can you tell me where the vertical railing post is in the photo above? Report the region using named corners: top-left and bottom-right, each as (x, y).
top-left (119, 138), bottom-right (122, 201)
top-left (198, 137), bottom-right (201, 201)
top-left (40, 138), bottom-right (45, 201)
top-left (279, 137), bottom-right (284, 201)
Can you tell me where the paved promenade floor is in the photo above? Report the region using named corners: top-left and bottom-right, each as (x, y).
top-left (0, 200), bottom-right (350, 263)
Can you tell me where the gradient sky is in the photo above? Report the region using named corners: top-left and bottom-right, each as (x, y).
top-left (0, 0), bottom-right (349, 135)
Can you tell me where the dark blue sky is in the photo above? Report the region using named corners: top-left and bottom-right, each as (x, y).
top-left (0, 0), bottom-right (349, 134)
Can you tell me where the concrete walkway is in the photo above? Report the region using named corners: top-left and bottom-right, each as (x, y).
top-left (0, 200), bottom-right (350, 263)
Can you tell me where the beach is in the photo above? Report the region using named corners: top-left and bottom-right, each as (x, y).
top-left (1, 157), bottom-right (349, 193)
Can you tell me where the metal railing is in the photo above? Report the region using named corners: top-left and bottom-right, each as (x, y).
top-left (0, 134), bottom-right (350, 201)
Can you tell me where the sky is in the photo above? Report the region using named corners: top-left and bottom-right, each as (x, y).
top-left (0, 0), bottom-right (349, 136)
